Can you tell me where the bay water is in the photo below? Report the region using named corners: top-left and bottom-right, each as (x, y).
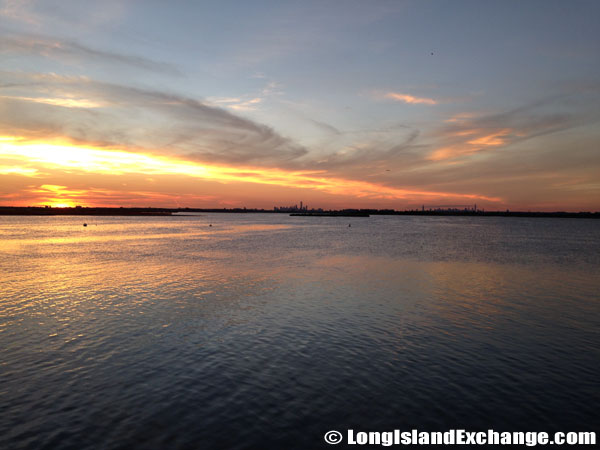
top-left (1, 214), bottom-right (599, 449)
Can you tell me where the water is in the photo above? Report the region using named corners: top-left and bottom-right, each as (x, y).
top-left (1, 214), bottom-right (599, 449)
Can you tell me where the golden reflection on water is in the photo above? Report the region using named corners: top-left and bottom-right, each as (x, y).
top-left (0, 217), bottom-right (290, 343)
top-left (1, 216), bottom-right (598, 349)
top-left (0, 222), bottom-right (293, 252)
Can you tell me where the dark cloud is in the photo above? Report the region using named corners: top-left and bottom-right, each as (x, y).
top-left (307, 119), bottom-right (341, 135)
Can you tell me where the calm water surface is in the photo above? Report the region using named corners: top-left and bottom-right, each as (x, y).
top-left (1, 214), bottom-right (599, 449)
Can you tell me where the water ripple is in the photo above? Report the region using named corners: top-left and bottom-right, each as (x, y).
top-left (1, 214), bottom-right (599, 449)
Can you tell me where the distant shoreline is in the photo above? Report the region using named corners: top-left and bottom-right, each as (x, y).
top-left (0, 206), bottom-right (598, 219)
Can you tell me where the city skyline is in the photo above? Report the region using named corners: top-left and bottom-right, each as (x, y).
top-left (1, 1), bottom-right (599, 211)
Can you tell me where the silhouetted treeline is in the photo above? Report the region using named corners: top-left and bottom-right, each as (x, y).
top-left (0, 206), bottom-right (172, 216)
top-left (0, 206), bottom-right (598, 218)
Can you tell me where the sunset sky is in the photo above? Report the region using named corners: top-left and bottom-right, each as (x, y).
top-left (1, 0), bottom-right (599, 210)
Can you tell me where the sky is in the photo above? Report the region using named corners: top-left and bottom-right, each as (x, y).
top-left (1, 0), bottom-right (599, 211)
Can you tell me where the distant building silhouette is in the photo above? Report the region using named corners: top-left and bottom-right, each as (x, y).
top-left (274, 201), bottom-right (316, 212)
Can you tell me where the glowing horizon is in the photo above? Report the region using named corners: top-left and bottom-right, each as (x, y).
top-left (0, 135), bottom-right (502, 209)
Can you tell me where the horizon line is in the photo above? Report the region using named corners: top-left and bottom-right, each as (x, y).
top-left (1, 205), bottom-right (598, 215)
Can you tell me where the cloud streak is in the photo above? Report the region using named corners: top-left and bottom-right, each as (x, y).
top-left (208, 96), bottom-right (263, 111)
top-left (428, 96), bottom-right (588, 161)
top-left (0, 33), bottom-right (181, 76)
top-left (0, 136), bottom-right (502, 205)
top-left (385, 92), bottom-right (437, 105)
top-left (0, 71), bottom-right (307, 165)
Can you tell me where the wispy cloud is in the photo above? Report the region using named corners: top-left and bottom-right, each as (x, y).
top-left (307, 119), bottom-right (341, 136)
top-left (429, 128), bottom-right (514, 161)
top-left (0, 33), bottom-right (181, 76)
top-left (0, 71), bottom-right (307, 165)
top-left (205, 81), bottom-right (283, 112)
top-left (208, 96), bottom-right (263, 111)
top-left (261, 81), bottom-right (284, 96)
top-left (0, 165), bottom-right (39, 176)
top-left (427, 96), bottom-right (590, 161)
top-left (0, 95), bottom-right (104, 108)
top-left (306, 128), bottom-right (422, 170)
top-left (385, 92), bottom-right (437, 105)
top-left (0, 0), bottom-right (37, 24)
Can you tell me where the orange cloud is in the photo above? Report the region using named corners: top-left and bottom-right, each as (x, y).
top-left (25, 184), bottom-right (88, 207)
top-left (0, 165), bottom-right (39, 176)
top-left (467, 129), bottom-right (511, 146)
top-left (385, 92), bottom-right (437, 105)
top-left (443, 112), bottom-right (477, 123)
top-left (17, 184), bottom-right (217, 208)
top-left (429, 129), bottom-right (513, 161)
top-left (0, 95), bottom-right (104, 108)
top-left (0, 135), bottom-right (501, 206)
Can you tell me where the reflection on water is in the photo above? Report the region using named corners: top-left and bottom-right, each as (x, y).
top-left (1, 214), bottom-right (599, 449)
top-left (1, 220), bottom-right (292, 250)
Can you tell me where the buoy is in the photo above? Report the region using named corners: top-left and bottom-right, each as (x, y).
top-left (209, 224), bottom-right (212, 227)
top-left (83, 223), bottom-right (87, 227)
top-left (348, 223), bottom-right (351, 227)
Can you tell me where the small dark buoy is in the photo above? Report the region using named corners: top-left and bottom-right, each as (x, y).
top-left (209, 224), bottom-right (212, 227)
top-left (348, 223), bottom-right (351, 227)
top-left (83, 223), bottom-right (87, 227)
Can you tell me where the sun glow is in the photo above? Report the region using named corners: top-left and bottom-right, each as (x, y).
top-left (0, 135), bottom-right (501, 205)
top-left (48, 202), bottom-right (77, 208)
top-left (26, 185), bottom-right (86, 208)
top-left (0, 95), bottom-right (104, 108)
